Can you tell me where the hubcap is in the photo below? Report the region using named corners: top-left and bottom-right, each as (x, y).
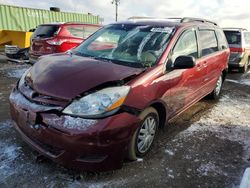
top-left (215, 76), bottom-right (222, 96)
top-left (137, 116), bottom-right (156, 154)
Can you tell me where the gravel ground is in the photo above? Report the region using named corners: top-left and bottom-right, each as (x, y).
top-left (0, 56), bottom-right (250, 187)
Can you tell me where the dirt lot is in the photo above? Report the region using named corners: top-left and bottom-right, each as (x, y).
top-left (0, 55), bottom-right (250, 187)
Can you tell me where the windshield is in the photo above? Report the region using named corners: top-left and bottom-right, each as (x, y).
top-left (32, 25), bottom-right (60, 39)
top-left (73, 24), bottom-right (174, 68)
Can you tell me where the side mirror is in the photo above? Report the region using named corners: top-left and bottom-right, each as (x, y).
top-left (173, 55), bottom-right (196, 69)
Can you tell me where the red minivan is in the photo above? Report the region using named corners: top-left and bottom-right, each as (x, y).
top-left (29, 22), bottom-right (101, 64)
top-left (10, 17), bottom-right (229, 171)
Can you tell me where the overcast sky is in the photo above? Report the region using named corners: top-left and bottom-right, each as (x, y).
top-left (0, 0), bottom-right (250, 29)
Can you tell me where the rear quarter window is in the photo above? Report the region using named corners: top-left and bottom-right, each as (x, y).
top-left (199, 30), bottom-right (218, 57)
top-left (64, 25), bottom-right (99, 39)
top-left (215, 29), bottom-right (228, 50)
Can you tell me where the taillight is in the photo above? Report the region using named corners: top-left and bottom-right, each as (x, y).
top-left (47, 39), bottom-right (65, 45)
top-left (230, 47), bottom-right (245, 53)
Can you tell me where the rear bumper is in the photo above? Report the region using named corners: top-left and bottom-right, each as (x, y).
top-left (228, 52), bottom-right (249, 68)
top-left (228, 62), bottom-right (243, 68)
top-left (9, 88), bottom-right (140, 171)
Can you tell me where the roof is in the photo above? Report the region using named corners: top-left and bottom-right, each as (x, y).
top-left (39, 22), bottom-right (100, 27)
top-left (114, 17), bottom-right (218, 28)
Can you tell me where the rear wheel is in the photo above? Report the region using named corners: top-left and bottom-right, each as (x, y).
top-left (207, 74), bottom-right (223, 100)
top-left (127, 107), bottom-right (159, 160)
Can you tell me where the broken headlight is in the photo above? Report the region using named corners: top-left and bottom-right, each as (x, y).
top-left (18, 68), bottom-right (31, 88)
top-left (63, 86), bottom-right (130, 117)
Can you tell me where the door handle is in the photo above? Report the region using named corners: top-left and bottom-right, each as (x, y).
top-left (196, 64), bottom-right (202, 70)
top-left (203, 61), bottom-right (208, 68)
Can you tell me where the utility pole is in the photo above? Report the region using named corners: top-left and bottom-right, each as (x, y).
top-left (111, 0), bottom-right (120, 22)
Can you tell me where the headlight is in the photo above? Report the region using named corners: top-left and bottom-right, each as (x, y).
top-left (63, 86), bottom-right (130, 117)
top-left (18, 68), bottom-right (31, 88)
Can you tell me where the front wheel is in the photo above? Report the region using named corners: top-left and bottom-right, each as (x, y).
top-left (207, 74), bottom-right (223, 99)
top-left (127, 107), bottom-right (159, 160)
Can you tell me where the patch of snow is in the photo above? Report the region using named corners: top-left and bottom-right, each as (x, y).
top-left (240, 168), bottom-right (250, 188)
top-left (0, 93), bottom-right (3, 101)
top-left (197, 162), bottom-right (225, 176)
top-left (168, 93), bottom-right (250, 178)
top-left (44, 115), bottom-right (97, 131)
top-left (0, 120), bottom-right (13, 133)
top-left (168, 174), bottom-right (175, 179)
top-left (194, 159), bottom-right (200, 163)
top-left (9, 90), bottom-right (62, 112)
top-left (166, 167), bottom-right (174, 179)
top-left (240, 79), bottom-right (250, 86)
top-left (137, 158), bottom-right (143, 162)
top-left (63, 116), bottom-right (97, 130)
top-left (165, 149), bottom-right (174, 156)
top-left (0, 142), bottom-right (21, 183)
top-left (6, 68), bottom-right (28, 78)
top-left (226, 78), bottom-right (250, 86)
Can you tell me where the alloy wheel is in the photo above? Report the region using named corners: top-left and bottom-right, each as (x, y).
top-left (137, 115), bottom-right (157, 154)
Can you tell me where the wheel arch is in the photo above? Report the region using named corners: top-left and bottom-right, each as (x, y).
top-left (222, 68), bottom-right (227, 82)
top-left (149, 101), bottom-right (168, 129)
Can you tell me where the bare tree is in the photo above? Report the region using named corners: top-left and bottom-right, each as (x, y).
top-left (111, 0), bottom-right (120, 22)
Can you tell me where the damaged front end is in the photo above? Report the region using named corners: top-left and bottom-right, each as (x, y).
top-left (9, 67), bottom-right (142, 171)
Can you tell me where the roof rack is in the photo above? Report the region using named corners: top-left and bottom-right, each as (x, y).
top-left (223, 27), bottom-right (247, 31)
top-left (128, 16), bottom-right (218, 26)
top-left (180, 17), bottom-right (217, 26)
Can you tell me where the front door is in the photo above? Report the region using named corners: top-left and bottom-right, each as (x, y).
top-left (162, 28), bottom-right (207, 118)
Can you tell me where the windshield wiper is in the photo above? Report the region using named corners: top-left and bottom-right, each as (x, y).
top-left (35, 34), bottom-right (47, 38)
top-left (93, 55), bottom-right (113, 63)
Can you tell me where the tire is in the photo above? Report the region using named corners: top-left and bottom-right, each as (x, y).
top-left (207, 74), bottom-right (223, 100)
top-left (127, 107), bottom-right (159, 160)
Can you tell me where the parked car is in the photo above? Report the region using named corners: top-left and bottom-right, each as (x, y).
top-left (29, 22), bottom-right (101, 64)
top-left (10, 17), bottom-right (229, 171)
top-left (5, 45), bottom-right (29, 60)
top-left (223, 28), bottom-right (250, 73)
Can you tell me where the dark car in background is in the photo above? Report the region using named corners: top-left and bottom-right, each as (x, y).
top-left (29, 22), bottom-right (101, 64)
top-left (10, 17), bottom-right (229, 171)
top-left (223, 28), bottom-right (250, 73)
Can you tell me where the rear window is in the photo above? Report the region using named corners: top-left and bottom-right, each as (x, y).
top-left (64, 26), bottom-right (99, 39)
top-left (32, 25), bottom-right (59, 38)
top-left (224, 31), bottom-right (241, 45)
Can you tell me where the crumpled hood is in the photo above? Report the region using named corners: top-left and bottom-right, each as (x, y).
top-left (29, 54), bottom-right (144, 100)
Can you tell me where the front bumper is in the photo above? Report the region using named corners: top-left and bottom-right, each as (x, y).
top-left (9, 88), bottom-right (140, 171)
